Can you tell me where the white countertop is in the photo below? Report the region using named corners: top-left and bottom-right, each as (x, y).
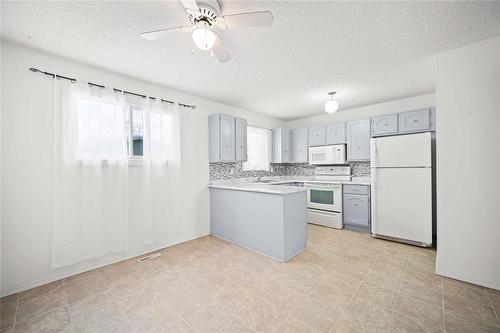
top-left (208, 176), bottom-right (371, 195)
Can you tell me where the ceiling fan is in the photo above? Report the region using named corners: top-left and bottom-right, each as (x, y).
top-left (140, 0), bottom-right (274, 63)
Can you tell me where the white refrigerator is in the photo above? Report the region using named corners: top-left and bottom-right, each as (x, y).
top-left (371, 132), bottom-right (432, 247)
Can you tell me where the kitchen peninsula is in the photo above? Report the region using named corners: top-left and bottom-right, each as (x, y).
top-left (209, 180), bottom-right (307, 262)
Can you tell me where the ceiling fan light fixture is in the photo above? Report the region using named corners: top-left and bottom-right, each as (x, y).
top-left (192, 21), bottom-right (216, 50)
top-left (325, 91), bottom-right (339, 113)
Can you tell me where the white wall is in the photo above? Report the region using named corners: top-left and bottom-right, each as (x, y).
top-left (283, 94), bottom-right (435, 128)
top-left (0, 41), bottom-right (284, 296)
top-left (435, 36), bottom-right (500, 290)
top-left (0, 39), bottom-right (3, 297)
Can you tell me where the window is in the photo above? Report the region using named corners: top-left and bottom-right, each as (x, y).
top-left (73, 93), bottom-right (175, 163)
top-left (242, 126), bottom-right (271, 171)
top-left (149, 110), bottom-right (172, 161)
top-left (75, 97), bottom-right (128, 160)
top-left (127, 105), bottom-right (144, 157)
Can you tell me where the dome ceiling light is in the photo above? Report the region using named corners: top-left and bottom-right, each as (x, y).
top-left (191, 21), bottom-right (216, 50)
top-left (325, 91), bottom-right (339, 113)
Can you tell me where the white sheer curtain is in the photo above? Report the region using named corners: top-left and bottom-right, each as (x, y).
top-left (133, 99), bottom-right (182, 245)
top-left (52, 80), bottom-right (184, 267)
top-left (52, 80), bottom-right (129, 268)
top-left (243, 125), bottom-right (271, 171)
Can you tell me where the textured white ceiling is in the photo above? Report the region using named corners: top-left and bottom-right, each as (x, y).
top-left (2, 1), bottom-right (500, 120)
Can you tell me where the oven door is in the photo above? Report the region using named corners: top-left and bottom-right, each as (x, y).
top-left (307, 186), bottom-right (342, 212)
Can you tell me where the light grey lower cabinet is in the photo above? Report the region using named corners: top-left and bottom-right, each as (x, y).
top-left (292, 128), bottom-right (308, 162)
top-left (371, 114), bottom-right (398, 137)
top-left (235, 117), bottom-right (247, 161)
top-left (272, 128), bottom-right (293, 163)
top-left (308, 126), bottom-right (326, 146)
top-left (346, 119), bottom-right (371, 161)
top-left (326, 122), bottom-right (346, 144)
top-left (343, 185), bottom-right (371, 232)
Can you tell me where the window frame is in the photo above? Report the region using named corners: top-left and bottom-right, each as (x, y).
top-left (125, 103), bottom-right (145, 165)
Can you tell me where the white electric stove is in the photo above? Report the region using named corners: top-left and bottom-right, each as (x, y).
top-left (306, 166), bottom-right (351, 229)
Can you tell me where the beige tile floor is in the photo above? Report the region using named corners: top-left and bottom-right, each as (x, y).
top-left (1, 224), bottom-right (499, 333)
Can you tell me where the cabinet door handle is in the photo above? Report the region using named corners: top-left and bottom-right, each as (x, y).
top-left (413, 119), bottom-right (419, 123)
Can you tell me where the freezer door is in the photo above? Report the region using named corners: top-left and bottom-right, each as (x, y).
top-left (371, 168), bottom-right (432, 245)
top-left (371, 132), bottom-right (431, 168)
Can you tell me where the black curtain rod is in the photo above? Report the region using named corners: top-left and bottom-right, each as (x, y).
top-left (150, 97), bottom-right (175, 105)
top-left (112, 89), bottom-right (175, 105)
top-left (179, 102), bottom-right (196, 109)
top-left (113, 88), bottom-right (146, 99)
top-left (30, 67), bottom-right (77, 83)
top-left (88, 82), bottom-right (105, 89)
top-left (29, 67), bottom-right (195, 109)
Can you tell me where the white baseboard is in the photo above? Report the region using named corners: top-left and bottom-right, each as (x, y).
top-left (435, 268), bottom-right (500, 291)
top-left (1, 232), bottom-right (209, 297)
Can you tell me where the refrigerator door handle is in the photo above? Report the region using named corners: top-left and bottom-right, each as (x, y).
top-left (371, 138), bottom-right (378, 167)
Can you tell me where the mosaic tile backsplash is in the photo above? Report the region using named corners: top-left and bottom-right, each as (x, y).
top-left (209, 161), bottom-right (370, 180)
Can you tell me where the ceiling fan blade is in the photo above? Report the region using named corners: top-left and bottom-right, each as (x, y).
top-left (220, 11), bottom-right (274, 28)
top-left (213, 37), bottom-right (231, 63)
top-left (179, 0), bottom-right (199, 13)
top-left (140, 26), bottom-right (191, 40)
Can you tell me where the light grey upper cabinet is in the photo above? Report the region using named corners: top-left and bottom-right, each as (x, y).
top-left (346, 119), bottom-right (371, 161)
top-left (308, 126), bottom-right (326, 147)
top-left (399, 108), bottom-right (432, 133)
top-left (209, 113), bottom-right (245, 162)
top-left (235, 117), bottom-right (247, 162)
top-left (282, 128), bottom-right (292, 162)
top-left (292, 128), bottom-right (308, 162)
top-left (218, 114), bottom-right (235, 161)
top-left (371, 114), bottom-right (398, 137)
top-left (325, 122), bottom-right (346, 144)
top-left (272, 128), bottom-right (293, 163)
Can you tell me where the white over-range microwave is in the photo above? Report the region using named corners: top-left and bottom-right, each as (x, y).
top-left (308, 144), bottom-right (347, 165)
